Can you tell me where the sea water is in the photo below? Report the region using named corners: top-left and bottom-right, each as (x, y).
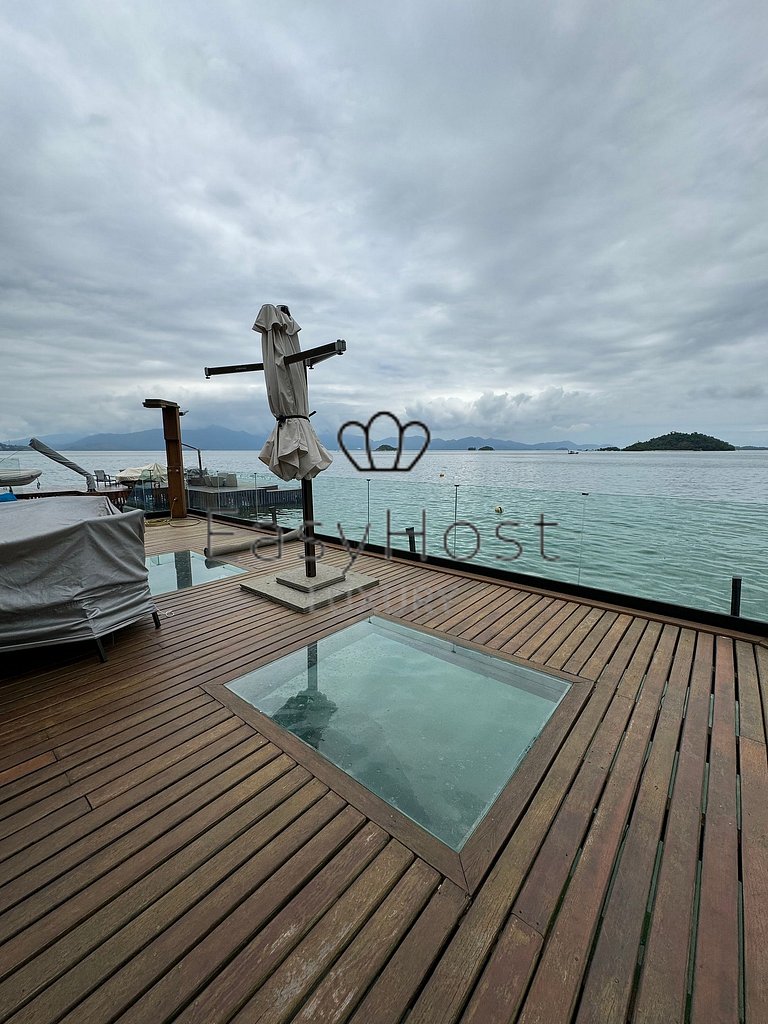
top-left (7, 448), bottom-right (767, 621)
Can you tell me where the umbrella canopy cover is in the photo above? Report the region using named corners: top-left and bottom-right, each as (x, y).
top-left (116, 462), bottom-right (168, 483)
top-left (254, 304), bottom-right (332, 481)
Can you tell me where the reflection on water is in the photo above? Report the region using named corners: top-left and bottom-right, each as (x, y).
top-left (145, 550), bottom-right (245, 595)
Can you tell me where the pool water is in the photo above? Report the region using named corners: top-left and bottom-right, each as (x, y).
top-left (226, 616), bottom-right (569, 850)
top-left (145, 550), bottom-right (246, 595)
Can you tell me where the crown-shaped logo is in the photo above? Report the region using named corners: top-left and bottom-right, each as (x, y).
top-left (337, 411), bottom-right (431, 471)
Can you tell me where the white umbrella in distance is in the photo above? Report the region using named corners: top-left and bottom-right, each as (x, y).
top-left (254, 304), bottom-right (332, 481)
top-left (116, 462), bottom-right (168, 483)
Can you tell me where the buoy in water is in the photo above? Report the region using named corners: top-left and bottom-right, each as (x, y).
top-left (439, 472), bottom-right (445, 478)
top-left (494, 506), bottom-right (503, 514)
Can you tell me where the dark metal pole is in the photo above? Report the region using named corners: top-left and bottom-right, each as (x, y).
top-left (301, 478), bottom-right (317, 577)
top-left (405, 527), bottom-right (417, 553)
top-left (730, 576), bottom-right (742, 616)
top-left (453, 482), bottom-right (459, 557)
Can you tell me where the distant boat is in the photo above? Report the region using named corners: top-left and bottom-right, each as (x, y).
top-left (567, 450), bottom-right (579, 455)
top-left (0, 469), bottom-right (42, 487)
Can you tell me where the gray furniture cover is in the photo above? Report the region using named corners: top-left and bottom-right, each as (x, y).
top-left (0, 495), bottom-right (157, 652)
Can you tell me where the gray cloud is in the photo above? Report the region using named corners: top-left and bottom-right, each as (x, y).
top-left (1, 0), bottom-right (766, 447)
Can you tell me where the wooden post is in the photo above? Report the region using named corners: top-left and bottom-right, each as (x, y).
top-left (143, 399), bottom-right (187, 519)
top-left (730, 577), bottom-right (742, 616)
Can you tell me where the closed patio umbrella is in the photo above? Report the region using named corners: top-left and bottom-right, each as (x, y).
top-left (254, 303), bottom-right (335, 579)
top-left (203, 303), bottom-right (350, 590)
top-left (254, 304), bottom-right (332, 481)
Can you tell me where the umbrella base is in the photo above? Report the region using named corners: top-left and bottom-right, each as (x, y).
top-left (276, 563), bottom-right (347, 592)
top-left (240, 569), bottom-right (378, 613)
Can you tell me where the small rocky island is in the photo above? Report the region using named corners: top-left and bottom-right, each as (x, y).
top-left (375, 443), bottom-right (397, 451)
top-left (624, 431), bottom-right (735, 451)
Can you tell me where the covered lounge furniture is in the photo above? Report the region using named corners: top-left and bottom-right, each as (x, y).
top-left (0, 495), bottom-right (159, 661)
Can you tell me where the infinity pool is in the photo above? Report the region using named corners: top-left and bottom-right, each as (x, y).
top-left (226, 616), bottom-right (569, 849)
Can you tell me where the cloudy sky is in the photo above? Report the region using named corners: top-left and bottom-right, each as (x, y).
top-left (1, 0), bottom-right (766, 446)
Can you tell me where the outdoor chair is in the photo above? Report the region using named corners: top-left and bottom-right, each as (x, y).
top-left (94, 469), bottom-right (116, 487)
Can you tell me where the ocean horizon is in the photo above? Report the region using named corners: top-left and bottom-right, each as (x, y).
top-left (5, 448), bottom-right (766, 623)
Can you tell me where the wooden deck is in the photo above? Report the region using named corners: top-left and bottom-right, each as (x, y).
top-left (1, 517), bottom-right (766, 1023)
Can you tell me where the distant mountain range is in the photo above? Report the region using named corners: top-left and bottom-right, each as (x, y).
top-left (4, 425), bottom-right (610, 452)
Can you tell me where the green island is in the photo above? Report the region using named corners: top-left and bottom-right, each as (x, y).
top-left (479, 445), bottom-right (494, 451)
top-left (623, 431), bottom-right (735, 452)
top-left (375, 443), bottom-right (397, 451)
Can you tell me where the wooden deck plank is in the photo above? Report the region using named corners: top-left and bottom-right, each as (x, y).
top-left (0, 679), bottom-right (211, 771)
top-left (0, 798), bottom-right (92, 872)
top-left (20, 785), bottom-right (341, 1024)
top-left (540, 606), bottom-right (604, 670)
top-left (0, 744), bottom-right (288, 954)
top-left (0, 705), bottom-right (234, 842)
top-left (632, 632), bottom-right (714, 1024)
top-left (349, 880), bottom-right (468, 1024)
top-left (456, 587), bottom-right (532, 638)
top-left (735, 640), bottom-right (765, 745)
top-left (501, 599), bottom-right (579, 657)
top-left (411, 580), bottom-right (495, 630)
top-left (528, 602), bottom-right (598, 667)
top-left (0, 751), bottom-right (56, 789)
top-left (574, 629), bottom-right (696, 1024)
top-left (0, 521), bottom-right (759, 1024)
top-left (459, 589), bottom-right (536, 643)
top-left (291, 859), bottom-right (441, 1024)
top-left (454, 629), bottom-right (662, 1024)
top-left (756, 644), bottom-right (768, 744)
top-left (175, 824), bottom-right (392, 1024)
top-left (690, 636), bottom-right (740, 1024)
top-left (0, 762), bottom-right (312, 1016)
top-left (460, 913), bottom-right (542, 1024)
top-left (408, 628), bottom-right (663, 1024)
top-left (228, 840), bottom-right (414, 1024)
top-left (577, 612), bottom-right (634, 681)
top-left (112, 805), bottom-right (367, 1024)
top-left (481, 597), bottom-right (555, 651)
top-left (512, 701), bottom-right (632, 935)
top-left (739, 734), bottom-right (768, 1024)
top-left (514, 625), bottom-right (679, 1024)
top-left (514, 603), bottom-right (589, 662)
top-left (0, 686), bottom-right (212, 805)
top-left (0, 733), bottom-right (53, 775)
top-left (0, 726), bottom-right (260, 892)
top-left (469, 593), bottom-right (545, 647)
top-left (560, 611), bottom-right (619, 676)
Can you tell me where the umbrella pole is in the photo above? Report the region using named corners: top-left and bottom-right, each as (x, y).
top-left (301, 478), bottom-right (317, 577)
top-left (307, 643), bottom-right (318, 691)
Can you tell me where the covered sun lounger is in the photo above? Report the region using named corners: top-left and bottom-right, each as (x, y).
top-left (0, 495), bottom-right (159, 661)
